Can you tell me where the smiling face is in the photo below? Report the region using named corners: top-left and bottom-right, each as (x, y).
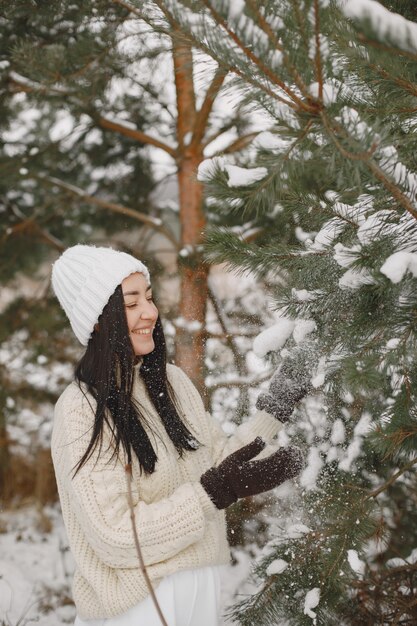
top-left (122, 272), bottom-right (159, 356)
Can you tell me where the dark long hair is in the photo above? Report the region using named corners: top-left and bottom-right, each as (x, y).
top-left (73, 284), bottom-right (200, 476)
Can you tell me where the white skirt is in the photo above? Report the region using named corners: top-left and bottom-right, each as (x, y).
top-left (74, 565), bottom-right (223, 626)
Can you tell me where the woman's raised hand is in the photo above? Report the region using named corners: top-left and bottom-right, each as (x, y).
top-left (200, 438), bottom-right (304, 510)
top-left (255, 350), bottom-right (314, 423)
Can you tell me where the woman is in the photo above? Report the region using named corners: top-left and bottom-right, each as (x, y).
top-left (51, 244), bottom-right (308, 626)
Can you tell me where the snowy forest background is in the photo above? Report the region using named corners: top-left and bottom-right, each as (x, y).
top-left (1, 0), bottom-right (417, 624)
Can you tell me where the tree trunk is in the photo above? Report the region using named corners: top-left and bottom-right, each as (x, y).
top-left (176, 155), bottom-right (208, 400)
top-left (172, 35), bottom-right (209, 399)
top-left (0, 413), bottom-right (10, 502)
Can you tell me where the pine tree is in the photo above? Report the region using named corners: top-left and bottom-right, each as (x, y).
top-left (0, 0), bottom-right (266, 502)
top-left (157, 0), bottom-right (417, 623)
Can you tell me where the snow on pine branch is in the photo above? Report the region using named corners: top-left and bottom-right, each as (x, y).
top-left (197, 156), bottom-right (267, 187)
top-left (340, 0), bottom-right (417, 53)
top-left (380, 251), bottom-right (417, 283)
top-left (253, 317), bottom-right (317, 358)
top-left (304, 587), bottom-right (321, 623)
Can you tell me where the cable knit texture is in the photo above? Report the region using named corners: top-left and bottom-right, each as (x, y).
top-left (51, 363), bottom-right (282, 619)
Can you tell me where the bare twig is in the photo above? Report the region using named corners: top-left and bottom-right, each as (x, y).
top-left (37, 175), bottom-right (180, 248)
top-left (125, 464), bottom-right (168, 626)
top-left (367, 456), bottom-right (417, 500)
top-left (313, 0), bottom-right (324, 100)
top-left (219, 132), bottom-right (260, 155)
top-left (191, 66), bottom-right (228, 148)
top-left (98, 116), bottom-right (176, 157)
top-left (207, 283), bottom-right (247, 376)
top-left (207, 371), bottom-right (273, 391)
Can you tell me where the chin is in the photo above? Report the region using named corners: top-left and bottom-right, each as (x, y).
top-left (134, 340), bottom-right (155, 357)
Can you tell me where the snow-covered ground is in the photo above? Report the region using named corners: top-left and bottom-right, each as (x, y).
top-left (0, 504), bottom-right (260, 626)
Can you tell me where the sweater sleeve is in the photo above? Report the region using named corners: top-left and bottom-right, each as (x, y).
top-left (52, 387), bottom-right (215, 570)
top-left (169, 365), bottom-right (283, 466)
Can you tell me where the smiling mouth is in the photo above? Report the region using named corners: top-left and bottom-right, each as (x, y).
top-left (132, 328), bottom-right (153, 336)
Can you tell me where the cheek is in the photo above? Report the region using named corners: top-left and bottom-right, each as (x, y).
top-left (124, 310), bottom-right (134, 331)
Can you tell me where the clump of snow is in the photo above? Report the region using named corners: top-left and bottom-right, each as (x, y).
top-left (296, 226), bottom-right (317, 242)
top-left (386, 338), bottom-right (400, 350)
top-left (347, 549), bottom-right (365, 576)
top-left (292, 288), bottom-right (317, 302)
top-left (311, 356), bottom-right (327, 388)
top-left (339, 412), bottom-right (372, 472)
top-left (380, 251), bottom-right (417, 283)
top-left (311, 218), bottom-right (346, 250)
top-left (256, 132), bottom-right (290, 151)
top-left (333, 242), bottom-right (361, 268)
top-left (253, 318), bottom-right (295, 357)
top-left (341, 0), bottom-right (417, 54)
top-left (197, 158), bottom-right (268, 187)
top-left (338, 106), bottom-right (370, 140)
top-left (286, 523), bottom-right (312, 539)
top-left (228, 0), bottom-right (245, 19)
top-left (173, 316), bottom-right (202, 331)
top-left (304, 587), bottom-right (321, 622)
top-left (332, 200), bottom-right (368, 225)
top-left (293, 319), bottom-right (317, 344)
top-left (378, 146), bottom-right (417, 199)
top-left (266, 558), bottom-right (288, 575)
top-left (331, 418), bottom-right (346, 445)
top-left (357, 210), bottom-right (396, 245)
top-left (197, 156), bottom-right (225, 181)
top-left (269, 49), bottom-right (283, 69)
top-left (224, 164), bottom-right (268, 187)
top-left (300, 447), bottom-right (323, 490)
top-left (309, 81), bottom-right (338, 104)
top-left (338, 267), bottom-right (376, 290)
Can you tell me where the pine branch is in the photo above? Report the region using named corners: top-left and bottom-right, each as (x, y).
top-left (320, 111), bottom-right (417, 220)
top-left (97, 116), bottom-right (176, 157)
top-left (154, 0), bottom-right (298, 109)
top-left (313, 0), bottom-right (324, 101)
top-left (203, 120), bottom-right (237, 148)
top-left (320, 110), bottom-right (379, 162)
top-left (206, 371), bottom-right (273, 391)
top-left (8, 71), bottom-right (75, 96)
top-left (1, 216), bottom-right (64, 251)
top-left (368, 63), bottom-right (417, 99)
top-left (191, 66), bottom-right (228, 148)
top-left (200, 0), bottom-right (314, 113)
top-left (213, 131), bottom-right (260, 156)
top-left (111, 0), bottom-right (171, 36)
top-left (246, 0), bottom-right (311, 99)
top-left (367, 160), bottom-right (417, 221)
top-left (207, 283), bottom-right (247, 376)
top-left (357, 32), bottom-right (417, 62)
top-left (37, 175), bottom-right (179, 248)
top-left (367, 456), bottom-right (417, 500)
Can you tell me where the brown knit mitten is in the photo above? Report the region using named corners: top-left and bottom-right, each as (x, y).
top-left (200, 438), bottom-right (304, 510)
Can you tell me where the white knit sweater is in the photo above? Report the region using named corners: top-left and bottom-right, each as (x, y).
top-left (51, 363), bottom-right (281, 619)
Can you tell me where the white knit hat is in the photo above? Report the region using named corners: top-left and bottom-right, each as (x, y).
top-left (51, 244), bottom-right (150, 346)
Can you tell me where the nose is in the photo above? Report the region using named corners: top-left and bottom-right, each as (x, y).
top-left (139, 302), bottom-right (156, 321)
